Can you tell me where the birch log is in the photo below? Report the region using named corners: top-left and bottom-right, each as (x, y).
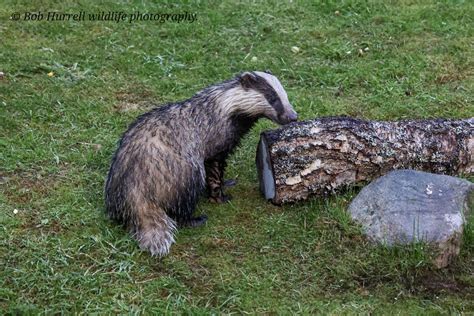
top-left (256, 116), bottom-right (473, 204)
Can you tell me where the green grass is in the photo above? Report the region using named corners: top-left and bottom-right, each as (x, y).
top-left (1, 0), bottom-right (473, 314)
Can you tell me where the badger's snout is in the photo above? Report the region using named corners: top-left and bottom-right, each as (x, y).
top-left (286, 110), bottom-right (298, 122)
top-left (278, 110), bottom-right (298, 125)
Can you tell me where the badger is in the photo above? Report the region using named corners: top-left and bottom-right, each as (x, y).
top-left (105, 71), bottom-right (297, 256)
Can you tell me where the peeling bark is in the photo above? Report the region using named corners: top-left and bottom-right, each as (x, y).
top-left (256, 116), bottom-right (474, 204)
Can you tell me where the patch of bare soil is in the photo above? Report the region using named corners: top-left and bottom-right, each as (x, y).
top-left (114, 87), bottom-right (158, 113)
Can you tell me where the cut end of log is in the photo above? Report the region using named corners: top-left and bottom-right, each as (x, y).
top-left (256, 136), bottom-right (276, 201)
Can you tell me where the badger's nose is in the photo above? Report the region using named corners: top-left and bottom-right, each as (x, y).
top-left (287, 111), bottom-right (298, 122)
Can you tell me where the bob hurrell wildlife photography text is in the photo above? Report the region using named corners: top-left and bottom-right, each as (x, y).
top-left (12, 11), bottom-right (197, 23)
top-left (1, 1), bottom-right (473, 314)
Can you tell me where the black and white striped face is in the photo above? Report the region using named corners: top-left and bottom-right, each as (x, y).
top-left (239, 71), bottom-right (298, 125)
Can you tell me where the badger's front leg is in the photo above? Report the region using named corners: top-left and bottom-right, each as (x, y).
top-left (205, 159), bottom-right (233, 203)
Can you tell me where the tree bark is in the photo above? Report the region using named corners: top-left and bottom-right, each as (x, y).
top-left (256, 116), bottom-right (473, 204)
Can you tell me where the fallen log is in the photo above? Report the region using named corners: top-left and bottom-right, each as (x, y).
top-left (256, 116), bottom-right (473, 204)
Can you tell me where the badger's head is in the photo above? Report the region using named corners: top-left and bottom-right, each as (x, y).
top-left (227, 71), bottom-right (298, 125)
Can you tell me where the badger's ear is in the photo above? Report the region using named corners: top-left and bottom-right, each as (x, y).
top-left (239, 72), bottom-right (257, 89)
top-left (264, 69), bottom-right (273, 75)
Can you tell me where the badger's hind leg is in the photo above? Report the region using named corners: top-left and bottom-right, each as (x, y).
top-left (168, 164), bottom-right (208, 228)
top-left (133, 202), bottom-right (177, 257)
top-left (205, 159), bottom-right (234, 204)
top-left (174, 187), bottom-right (208, 228)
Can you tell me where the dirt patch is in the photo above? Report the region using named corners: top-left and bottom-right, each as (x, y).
top-left (351, 266), bottom-right (474, 297)
top-left (19, 217), bottom-right (65, 234)
top-left (435, 73), bottom-right (465, 85)
top-left (413, 273), bottom-right (473, 296)
top-left (419, 277), bottom-right (468, 293)
top-left (0, 169), bottom-right (63, 205)
top-left (433, 60), bottom-right (471, 85)
top-left (1, 167), bottom-right (71, 237)
top-left (200, 236), bottom-right (235, 251)
top-left (114, 87), bottom-right (158, 113)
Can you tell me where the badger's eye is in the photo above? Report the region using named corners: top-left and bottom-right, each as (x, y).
top-left (268, 95), bottom-right (277, 105)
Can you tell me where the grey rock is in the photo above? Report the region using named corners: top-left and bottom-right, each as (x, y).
top-left (348, 169), bottom-right (473, 268)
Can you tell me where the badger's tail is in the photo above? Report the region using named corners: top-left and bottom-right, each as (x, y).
top-left (132, 203), bottom-right (177, 257)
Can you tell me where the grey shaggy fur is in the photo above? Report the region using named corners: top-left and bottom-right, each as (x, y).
top-left (105, 71), bottom-right (297, 256)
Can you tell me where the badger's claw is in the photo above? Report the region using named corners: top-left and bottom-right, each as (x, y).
top-left (224, 179), bottom-right (237, 187)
